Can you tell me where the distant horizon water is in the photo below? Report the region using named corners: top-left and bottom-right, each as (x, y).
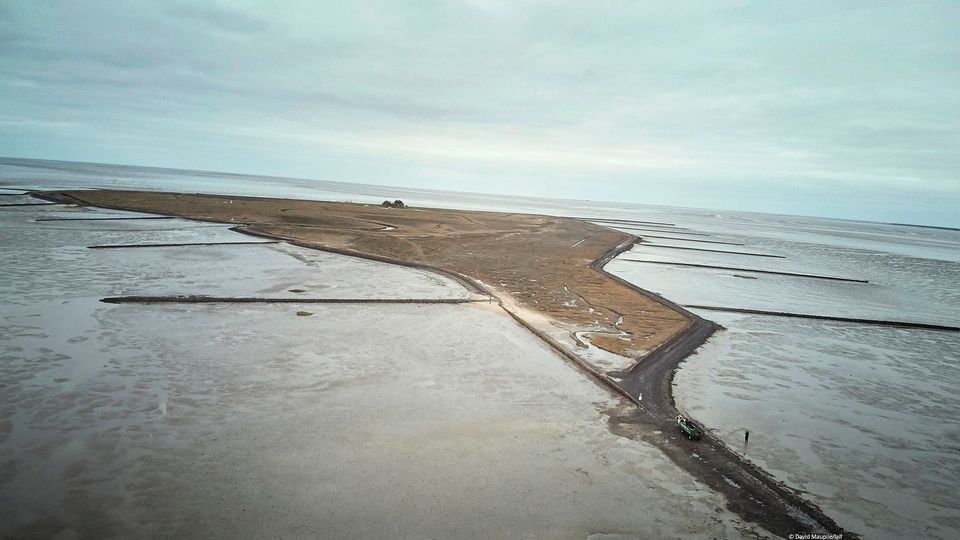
top-left (2, 156), bottom-right (957, 230)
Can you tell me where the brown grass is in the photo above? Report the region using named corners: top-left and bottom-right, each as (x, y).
top-left (42, 190), bottom-right (690, 362)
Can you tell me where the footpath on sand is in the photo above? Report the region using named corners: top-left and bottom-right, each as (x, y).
top-left (37, 189), bottom-right (855, 538)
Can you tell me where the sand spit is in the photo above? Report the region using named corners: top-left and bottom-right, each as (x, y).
top-left (36, 189), bottom-right (853, 537)
top-left (39, 189), bottom-right (689, 360)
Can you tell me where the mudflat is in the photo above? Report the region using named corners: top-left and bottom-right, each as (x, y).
top-left (39, 190), bottom-right (690, 362)
top-left (35, 189), bottom-right (853, 537)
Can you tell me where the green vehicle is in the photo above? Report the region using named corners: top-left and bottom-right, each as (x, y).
top-left (676, 415), bottom-right (704, 440)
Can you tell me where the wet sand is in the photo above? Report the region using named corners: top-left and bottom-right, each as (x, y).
top-left (1, 203), bottom-right (769, 538)
top-left (673, 311), bottom-right (960, 539)
top-left (37, 190), bottom-right (690, 361)
top-left (34, 189), bottom-right (852, 536)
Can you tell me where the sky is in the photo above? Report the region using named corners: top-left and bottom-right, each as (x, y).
top-left (1, 1), bottom-right (958, 226)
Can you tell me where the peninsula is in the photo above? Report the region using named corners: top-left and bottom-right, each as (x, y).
top-left (36, 189), bottom-right (852, 538)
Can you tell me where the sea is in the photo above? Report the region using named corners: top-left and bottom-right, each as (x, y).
top-left (2, 157), bottom-right (958, 539)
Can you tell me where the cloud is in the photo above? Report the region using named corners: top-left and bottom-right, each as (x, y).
top-left (164, 2), bottom-right (266, 34)
top-left (0, 0), bottom-right (958, 225)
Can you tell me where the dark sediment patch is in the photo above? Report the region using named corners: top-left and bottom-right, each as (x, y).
top-left (88, 241), bottom-right (279, 249)
top-left (621, 259), bottom-right (868, 283)
top-left (634, 243), bottom-right (785, 258)
top-left (684, 305), bottom-right (959, 332)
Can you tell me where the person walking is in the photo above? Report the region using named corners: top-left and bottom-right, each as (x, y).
top-left (744, 429), bottom-right (750, 444)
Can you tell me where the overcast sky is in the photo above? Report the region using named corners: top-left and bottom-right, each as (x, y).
top-left (2, 1), bottom-right (958, 226)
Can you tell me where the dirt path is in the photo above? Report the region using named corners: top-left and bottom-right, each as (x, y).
top-left (35, 189), bottom-right (855, 537)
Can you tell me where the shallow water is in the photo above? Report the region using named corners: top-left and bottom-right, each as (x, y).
top-left (673, 312), bottom-right (960, 539)
top-left (3, 157), bottom-right (959, 538)
top-left (0, 205), bottom-right (466, 303)
top-left (608, 226), bottom-right (959, 326)
top-left (0, 192), bottom-right (767, 538)
top-left (601, 205), bottom-right (959, 539)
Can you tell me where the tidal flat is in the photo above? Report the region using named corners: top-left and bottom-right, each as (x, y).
top-left (1, 202), bottom-right (767, 538)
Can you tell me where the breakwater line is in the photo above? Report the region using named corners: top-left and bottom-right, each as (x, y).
top-left (37, 216), bottom-right (179, 221)
top-left (684, 305), bottom-right (959, 332)
top-left (635, 234), bottom-right (745, 246)
top-left (621, 259), bottom-right (868, 283)
top-left (88, 241), bottom-right (280, 249)
top-left (633, 243), bottom-right (785, 258)
top-left (102, 295), bottom-right (483, 305)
